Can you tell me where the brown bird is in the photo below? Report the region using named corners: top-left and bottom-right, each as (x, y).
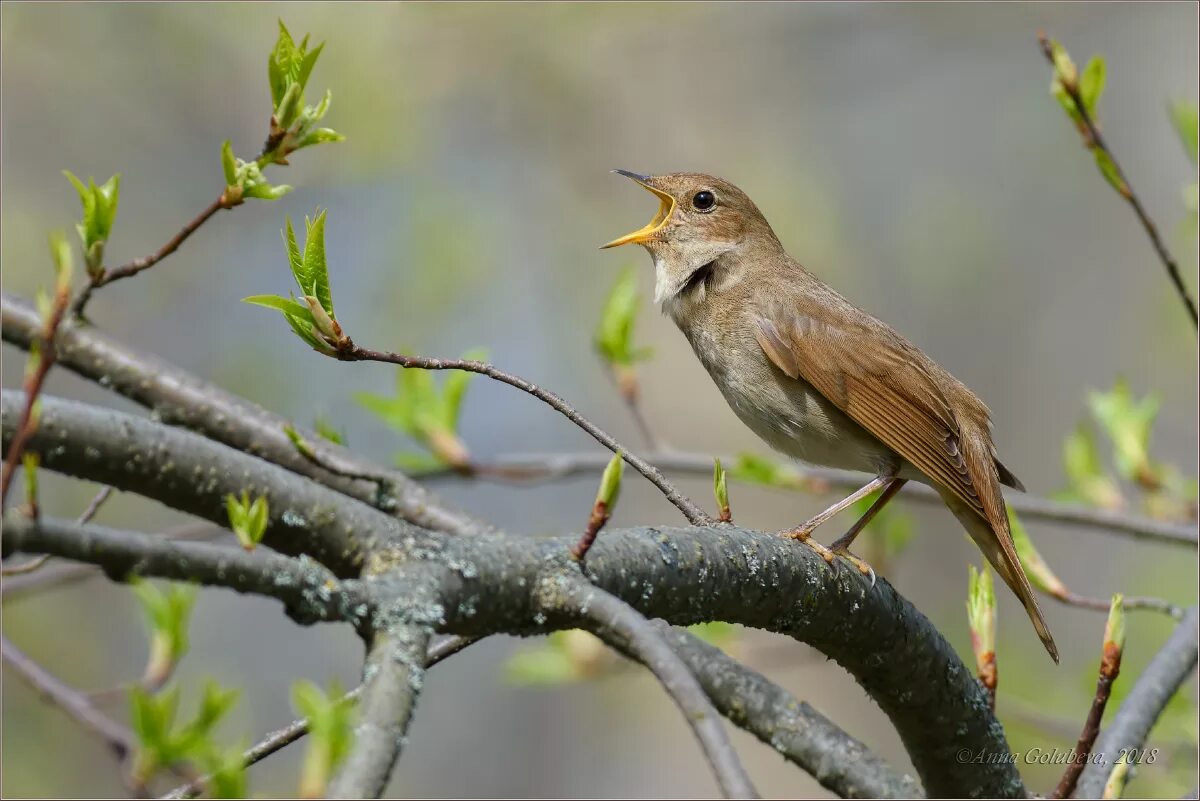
top-left (603, 170), bottom-right (1058, 662)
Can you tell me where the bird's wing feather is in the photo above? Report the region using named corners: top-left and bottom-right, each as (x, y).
top-left (752, 310), bottom-right (982, 518)
top-left (753, 305), bottom-right (1058, 661)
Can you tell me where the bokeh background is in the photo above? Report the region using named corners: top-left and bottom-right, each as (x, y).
top-left (2, 2), bottom-right (1197, 797)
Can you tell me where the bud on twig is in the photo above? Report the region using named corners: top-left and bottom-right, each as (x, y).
top-left (1051, 594), bottom-right (1126, 799)
top-left (713, 458), bottom-right (731, 523)
top-left (570, 452), bottom-right (623, 562)
top-left (966, 565), bottom-right (997, 709)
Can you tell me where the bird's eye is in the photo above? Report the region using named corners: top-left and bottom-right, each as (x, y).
top-left (692, 190), bottom-right (716, 211)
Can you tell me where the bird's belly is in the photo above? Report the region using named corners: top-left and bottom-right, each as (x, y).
top-left (701, 347), bottom-right (899, 475)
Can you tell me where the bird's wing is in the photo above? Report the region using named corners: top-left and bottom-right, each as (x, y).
top-left (752, 307), bottom-right (984, 518)
top-left (752, 301), bottom-right (1057, 660)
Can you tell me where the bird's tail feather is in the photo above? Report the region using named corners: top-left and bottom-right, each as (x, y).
top-left (937, 487), bottom-right (1059, 663)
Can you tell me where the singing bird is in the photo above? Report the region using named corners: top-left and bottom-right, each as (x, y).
top-left (603, 170), bottom-right (1057, 662)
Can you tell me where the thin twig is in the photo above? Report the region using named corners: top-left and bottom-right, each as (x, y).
top-left (70, 198), bottom-right (229, 318)
top-left (78, 485), bottom-right (115, 524)
top-left (552, 574), bottom-right (758, 799)
top-left (160, 635), bottom-right (477, 800)
top-left (420, 449), bottom-right (1198, 547)
top-left (1052, 633), bottom-right (1123, 798)
top-left (1073, 607), bottom-right (1199, 798)
top-left (2, 293), bottom-right (495, 538)
top-left (1038, 31), bottom-right (1198, 327)
top-left (2, 633), bottom-right (133, 760)
top-left (1055, 590), bottom-right (1183, 619)
top-left (0, 276), bottom-right (71, 506)
top-left (337, 344), bottom-right (713, 526)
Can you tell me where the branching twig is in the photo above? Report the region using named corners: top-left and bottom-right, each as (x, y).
top-left (1073, 607), bottom-right (1199, 798)
top-left (1038, 31), bottom-right (1198, 328)
top-left (2, 633), bottom-right (133, 760)
top-left (337, 345), bottom-right (713, 526)
top-left (545, 574), bottom-right (758, 798)
top-left (1055, 590), bottom-right (1183, 620)
top-left (160, 635), bottom-right (476, 800)
top-left (1, 391), bottom-right (421, 574)
top-left (70, 198), bottom-right (230, 318)
top-left (6, 486), bottom-right (118, 577)
top-left (1053, 621), bottom-right (1124, 798)
top-left (0, 275), bottom-right (71, 506)
top-left (421, 449), bottom-right (1199, 547)
top-left (2, 293), bottom-right (493, 537)
top-left (654, 622), bottom-right (922, 799)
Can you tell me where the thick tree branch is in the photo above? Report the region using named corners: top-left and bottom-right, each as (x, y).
top-left (2, 515), bottom-right (373, 627)
top-left (327, 624), bottom-right (433, 799)
top-left (2, 293), bottom-right (492, 537)
top-left (6, 391), bottom-right (1023, 797)
top-left (3, 522), bottom-right (227, 601)
top-left (336, 344), bottom-right (714, 526)
top-left (1073, 607), bottom-right (1199, 798)
top-left (543, 574), bottom-right (758, 798)
top-left (653, 622), bottom-right (923, 799)
top-left (433, 528), bottom-right (1025, 798)
top-left (0, 392), bottom-right (426, 574)
top-left (435, 450), bottom-right (1198, 547)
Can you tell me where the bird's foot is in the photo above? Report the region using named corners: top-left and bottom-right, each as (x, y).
top-left (777, 526), bottom-right (838, 563)
top-left (831, 547), bottom-right (877, 588)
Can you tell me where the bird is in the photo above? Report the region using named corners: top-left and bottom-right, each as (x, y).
top-left (602, 170), bottom-right (1058, 662)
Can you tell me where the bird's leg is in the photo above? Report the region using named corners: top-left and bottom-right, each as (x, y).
top-left (828, 477), bottom-right (908, 585)
top-left (779, 475), bottom-right (892, 563)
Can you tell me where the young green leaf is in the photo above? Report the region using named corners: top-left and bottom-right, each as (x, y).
top-left (1087, 379), bottom-right (1162, 487)
top-left (1094, 149), bottom-right (1130, 198)
top-left (48, 230), bottom-right (74, 291)
top-left (596, 451), bottom-right (624, 510)
top-left (313, 417), bottom-right (346, 445)
top-left (300, 211), bottom-right (333, 315)
top-left (292, 680), bottom-right (355, 799)
top-left (130, 579), bottom-right (198, 687)
top-left (63, 170), bottom-right (120, 273)
top-left (198, 741), bottom-right (249, 799)
top-left (220, 140), bottom-right (238, 187)
top-left (966, 564), bottom-right (997, 664)
top-left (1169, 100), bottom-right (1199, 166)
top-left (225, 490), bottom-right (269, 551)
top-left (243, 294), bottom-right (317, 323)
top-left (1079, 55), bottom-right (1106, 119)
top-left (595, 267), bottom-right (652, 367)
top-left (713, 457), bottom-right (730, 522)
top-left (1007, 506), bottom-right (1069, 598)
top-left (1060, 422), bottom-right (1125, 510)
top-left (22, 452), bottom-right (39, 512)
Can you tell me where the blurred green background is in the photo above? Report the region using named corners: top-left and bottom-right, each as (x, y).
top-left (2, 2), bottom-right (1197, 797)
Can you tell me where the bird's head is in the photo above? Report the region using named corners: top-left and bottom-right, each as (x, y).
top-left (602, 171), bottom-right (780, 303)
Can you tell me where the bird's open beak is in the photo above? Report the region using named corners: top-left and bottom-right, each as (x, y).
top-left (601, 170), bottom-right (676, 249)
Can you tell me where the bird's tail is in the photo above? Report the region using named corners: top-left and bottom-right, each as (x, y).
top-left (937, 486), bottom-right (1059, 663)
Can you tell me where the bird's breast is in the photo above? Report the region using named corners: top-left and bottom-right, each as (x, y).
top-left (677, 311), bottom-right (899, 475)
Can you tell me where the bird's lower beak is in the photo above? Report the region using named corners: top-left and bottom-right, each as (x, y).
top-left (601, 170), bottom-right (676, 249)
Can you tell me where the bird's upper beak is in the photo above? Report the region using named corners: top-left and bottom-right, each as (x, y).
top-left (601, 170), bottom-right (676, 249)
